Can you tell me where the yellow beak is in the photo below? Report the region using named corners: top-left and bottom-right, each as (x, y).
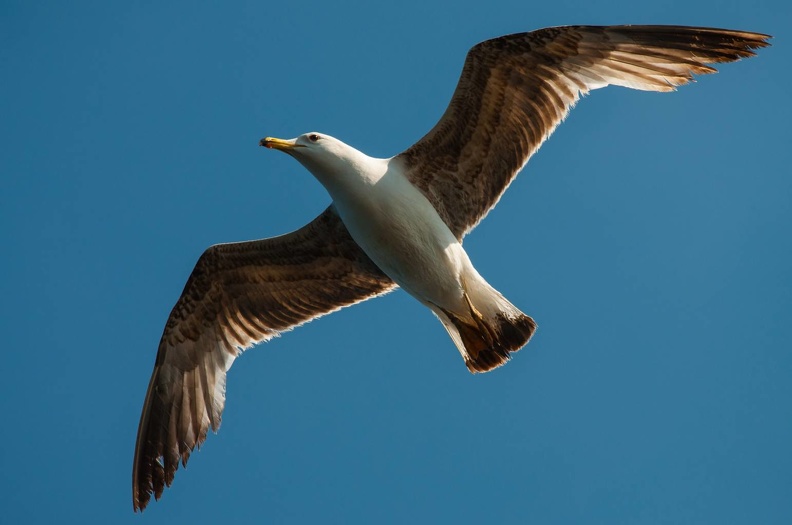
top-left (259, 136), bottom-right (304, 151)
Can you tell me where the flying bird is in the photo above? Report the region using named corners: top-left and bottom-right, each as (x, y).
top-left (133, 25), bottom-right (769, 511)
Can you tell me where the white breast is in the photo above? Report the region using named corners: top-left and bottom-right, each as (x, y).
top-left (329, 158), bottom-right (468, 308)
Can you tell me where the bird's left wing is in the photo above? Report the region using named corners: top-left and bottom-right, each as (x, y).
top-left (396, 25), bottom-right (770, 238)
top-left (133, 205), bottom-right (395, 511)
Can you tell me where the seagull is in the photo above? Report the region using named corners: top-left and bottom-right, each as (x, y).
top-left (133, 25), bottom-right (769, 511)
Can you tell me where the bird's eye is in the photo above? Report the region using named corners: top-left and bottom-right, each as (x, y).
top-left (308, 134), bottom-right (320, 142)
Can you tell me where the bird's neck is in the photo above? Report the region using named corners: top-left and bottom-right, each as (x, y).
top-left (304, 150), bottom-right (391, 203)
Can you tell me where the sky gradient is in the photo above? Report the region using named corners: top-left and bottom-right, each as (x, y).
top-left (2, 1), bottom-right (791, 523)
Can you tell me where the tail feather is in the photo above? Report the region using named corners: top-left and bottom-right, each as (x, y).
top-left (437, 304), bottom-right (537, 373)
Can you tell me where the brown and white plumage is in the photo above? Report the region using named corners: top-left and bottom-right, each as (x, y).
top-left (133, 207), bottom-right (395, 510)
top-left (133, 25), bottom-right (769, 511)
top-left (399, 25), bottom-right (769, 237)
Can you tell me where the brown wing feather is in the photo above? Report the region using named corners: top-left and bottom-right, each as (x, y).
top-left (132, 206), bottom-right (395, 511)
top-left (396, 25), bottom-right (770, 238)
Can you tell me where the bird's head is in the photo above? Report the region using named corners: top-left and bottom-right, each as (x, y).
top-left (260, 132), bottom-right (383, 195)
top-left (260, 132), bottom-right (351, 172)
top-left (260, 132), bottom-right (328, 152)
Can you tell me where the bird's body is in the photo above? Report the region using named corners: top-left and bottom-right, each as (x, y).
top-left (132, 24), bottom-right (770, 511)
top-left (330, 155), bottom-right (465, 306)
top-left (276, 137), bottom-right (535, 368)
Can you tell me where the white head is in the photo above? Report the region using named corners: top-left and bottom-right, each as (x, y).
top-left (260, 132), bottom-right (383, 196)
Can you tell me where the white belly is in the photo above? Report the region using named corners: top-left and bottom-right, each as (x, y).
top-left (332, 171), bottom-right (468, 310)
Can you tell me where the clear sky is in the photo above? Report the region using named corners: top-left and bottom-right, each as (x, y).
top-left (2, 1), bottom-right (790, 523)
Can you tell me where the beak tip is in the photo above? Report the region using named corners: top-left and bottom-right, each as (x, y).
top-left (259, 138), bottom-right (268, 148)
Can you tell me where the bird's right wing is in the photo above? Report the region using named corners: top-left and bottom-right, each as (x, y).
top-left (397, 25), bottom-right (770, 238)
top-left (133, 205), bottom-right (395, 511)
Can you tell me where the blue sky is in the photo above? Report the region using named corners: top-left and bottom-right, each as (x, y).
top-left (2, 1), bottom-right (790, 523)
